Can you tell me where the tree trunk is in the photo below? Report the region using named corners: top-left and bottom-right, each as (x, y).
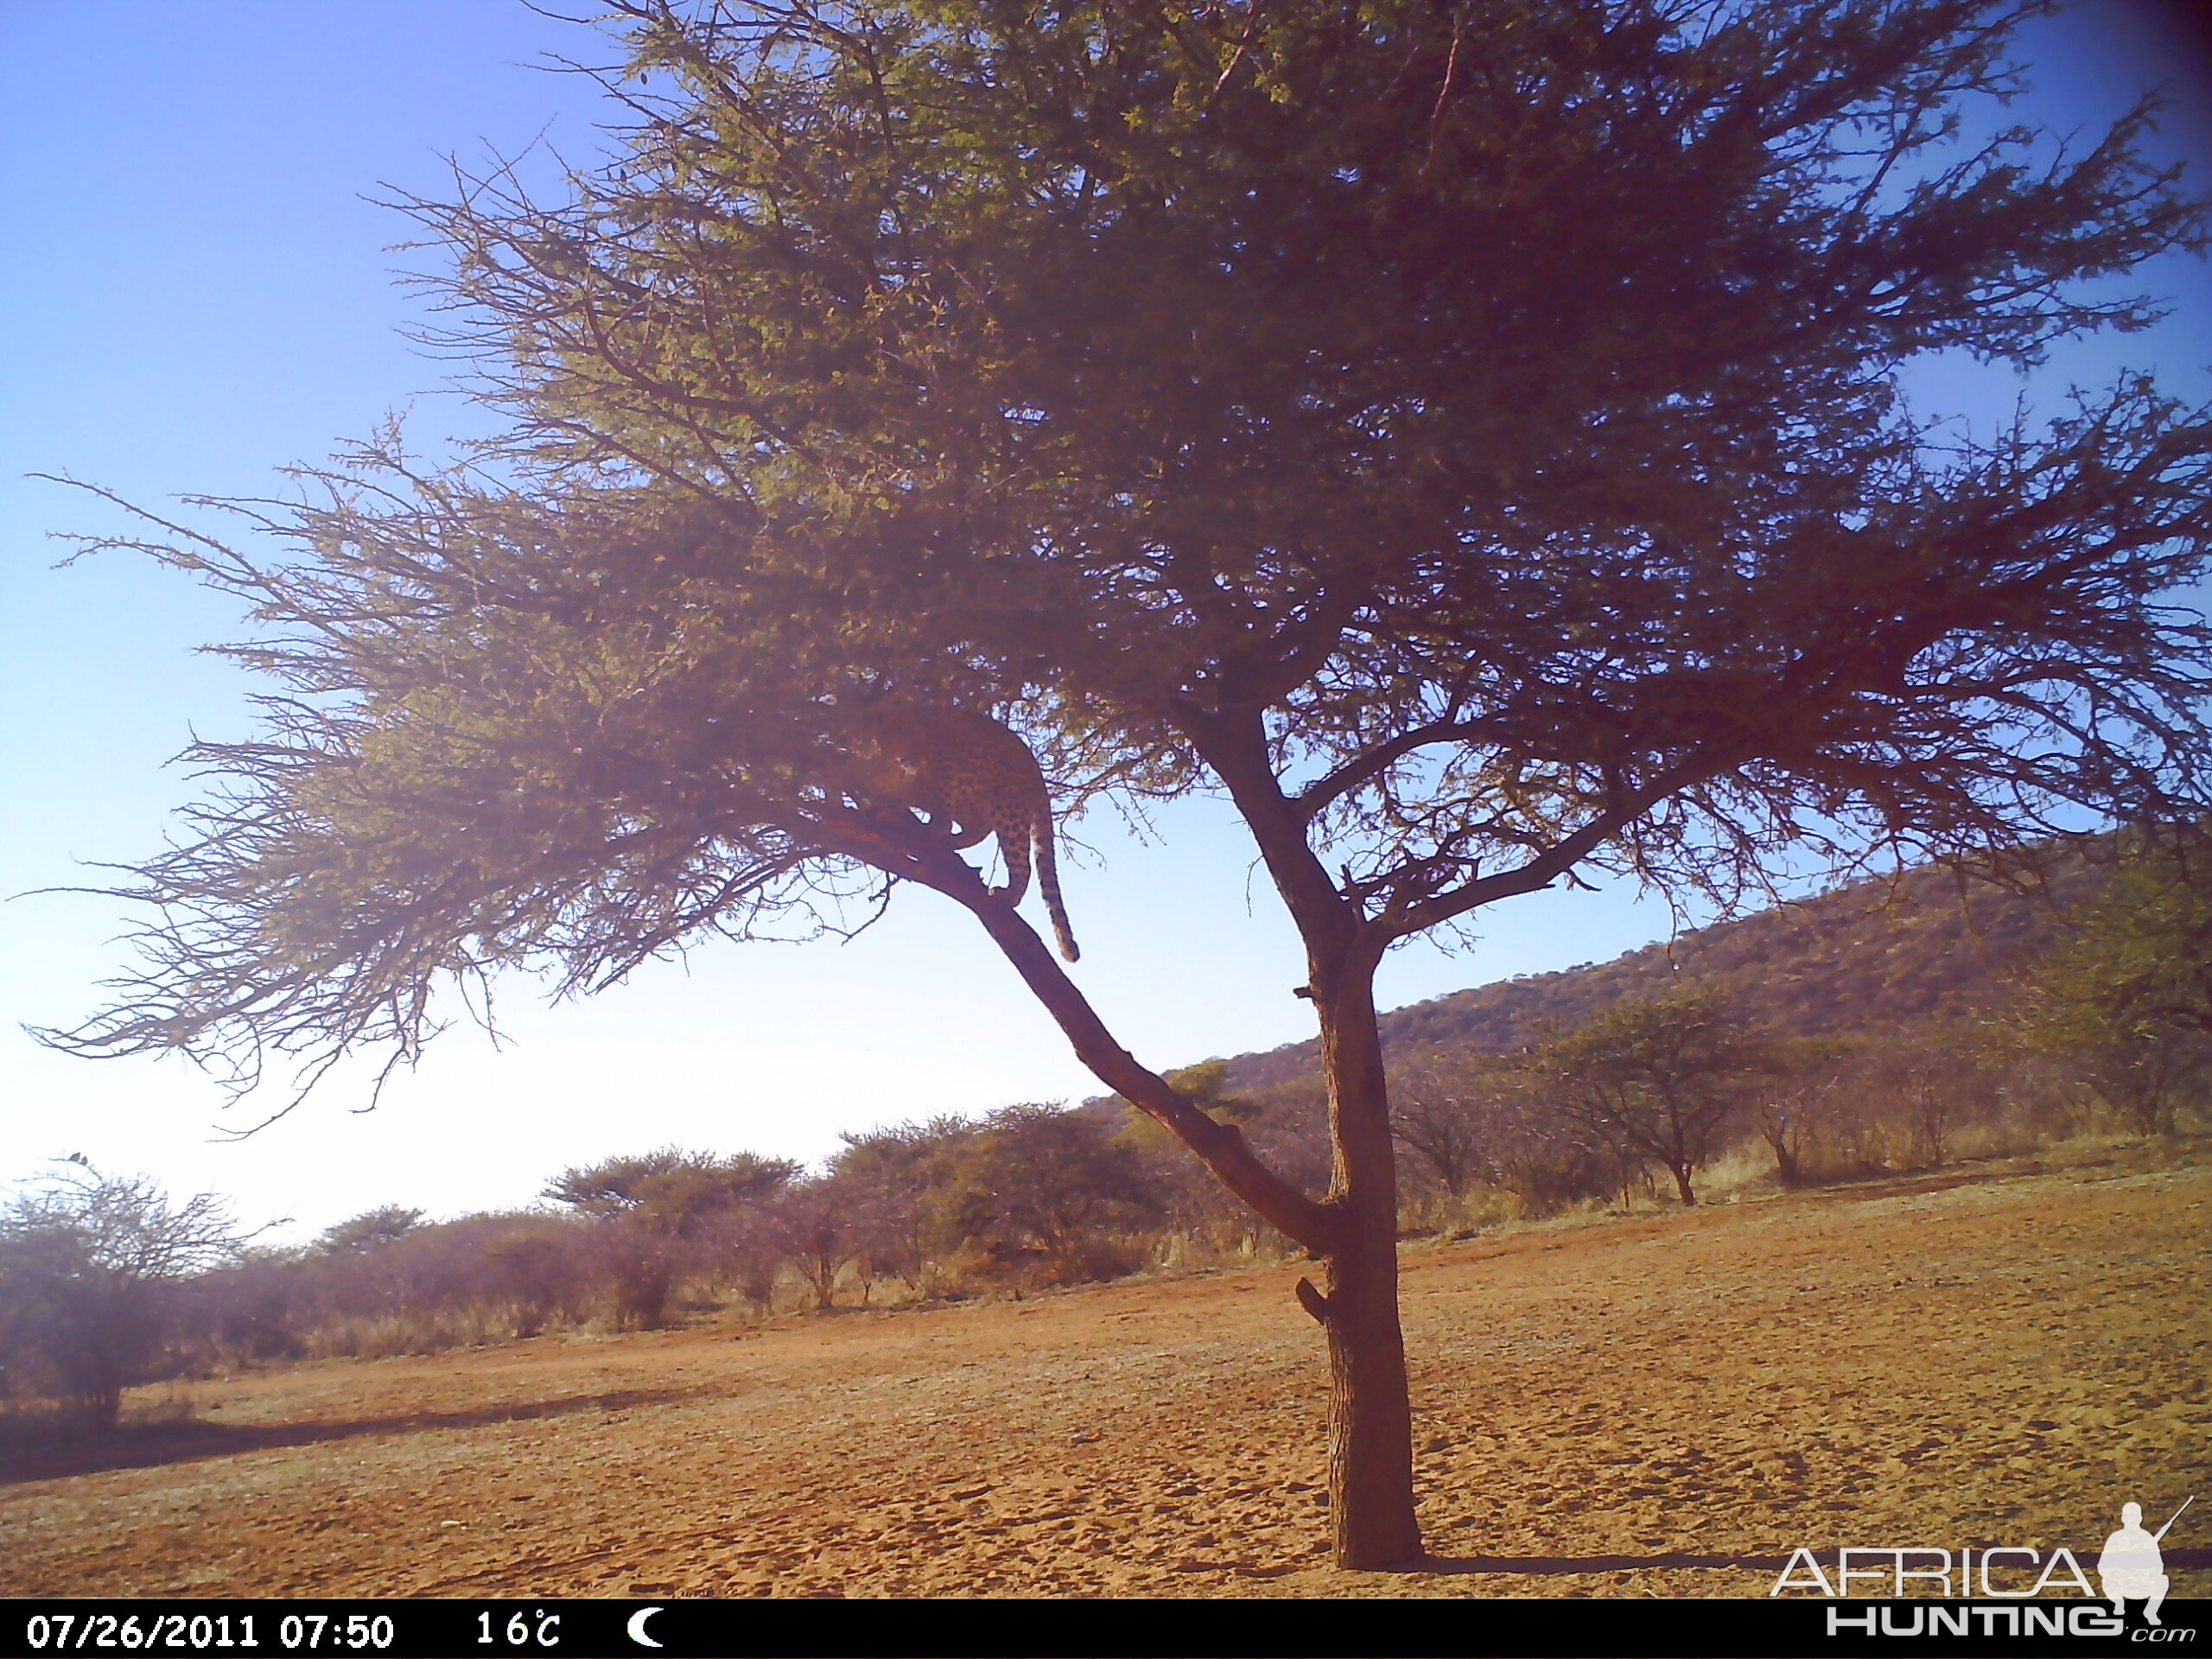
top-left (1763, 1123), bottom-right (1802, 1187)
top-left (950, 855), bottom-right (1419, 1568)
top-left (86, 1384), bottom-right (123, 1435)
top-left (1671, 1162), bottom-right (1697, 1205)
top-left (1316, 976), bottom-right (1424, 1569)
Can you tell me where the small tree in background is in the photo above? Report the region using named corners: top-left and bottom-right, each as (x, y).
top-left (829, 1116), bottom-right (978, 1301)
top-left (940, 1105), bottom-right (1168, 1287)
top-left (0, 1162), bottom-right (249, 1430)
top-left (191, 1245), bottom-right (313, 1368)
top-left (1753, 1037), bottom-right (1863, 1187)
top-left (315, 1206), bottom-right (423, 1255)
top-left (44, 0), bottom-right (2212, 1565)
top-left (753, 1175), bottom-right (876, 1311)
top-left (480, 1217), bottom-right (598, 1338)
top-left (546, 1147), bottom-right (798, 1325)
top-left (543, 1147), bottom-right (798, 1224)
top-left (1389, 1054), bottom-right (1508, 1202)
top-left (2008, 842), bottom-right (2212, 1134)
top-left (1115, 1063), bottom-right (1299, 1259)
top-left (2062, 836), bottom-right (2212, 1041)
top-left (1529, 987), bottom-right (1779, 1205)
top-left (1865, 1027), bottom-right (2002, 1165)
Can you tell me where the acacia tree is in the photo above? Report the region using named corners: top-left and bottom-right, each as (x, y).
top-left (1527, 985), bottom-right (1777, 1205)
top-left (315, 1205), bottom-right (424, 1255)
top-left (2009, 842), bottom-right (2212, 1133)
top-left (1752, 1035), bottom-right (1861, 1186)
top-left (47, 1), bottom-right (2212, 1566)
top-left (1388, 1053), bottom-right (1506, 1200)
top-left (545, 1147), bottom-right (797, 1324)
top-left (938, 1103), bottom-right (1168, 1282)
top-left (1865, 1024), bottom-right (2000, 1162)
top-left (827, 1116), bottom-right (976, 1299)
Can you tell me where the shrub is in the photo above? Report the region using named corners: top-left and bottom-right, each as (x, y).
top-left (0, 1162), bottom-right (246, 1429)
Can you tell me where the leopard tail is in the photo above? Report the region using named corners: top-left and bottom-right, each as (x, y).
top-left (1034, 816), bottom-right (1079, 963)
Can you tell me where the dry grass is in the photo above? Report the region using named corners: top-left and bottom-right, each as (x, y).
top-left (2, 1136), bottom-right (2203, 1599)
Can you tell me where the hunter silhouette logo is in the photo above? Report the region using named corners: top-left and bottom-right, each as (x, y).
top-left (1770, 1491), bottom-right (2195, 1616)
top-left (2101, 1496), bottom-right (2190, 1627)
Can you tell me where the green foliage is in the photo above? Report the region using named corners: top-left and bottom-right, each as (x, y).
top-left (1522, 985), bottom-right (1780, 1205)
top-left (1162, 1061), bottom-right (1264, 1127)
top-left (933, 1104), bottom-right (1169, 1285)
top-left (315, 1206), bottom-right (423, 1255)
top-left (544, 1147), bottom-right (798, 1235)
top-left (2007, 843), bottom-right (2212, 1133)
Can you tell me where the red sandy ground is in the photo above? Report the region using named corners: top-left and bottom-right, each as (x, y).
top-left (2, 1141), bottom-right (2205, 1599)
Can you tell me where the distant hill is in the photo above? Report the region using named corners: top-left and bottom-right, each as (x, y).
top-left (1219, 849), bottom-right (2106, 1094)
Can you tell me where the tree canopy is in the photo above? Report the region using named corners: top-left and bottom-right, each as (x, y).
top-left (544, 1147), bottom-right (799, 1231)
top-left (315, 1205), bottom-right (425, 1255)
top-left (46, 0), bottom-right (2212, 1567)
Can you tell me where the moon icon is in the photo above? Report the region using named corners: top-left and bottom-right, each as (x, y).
top-left (626, 1606), bottom-right (664, 1649)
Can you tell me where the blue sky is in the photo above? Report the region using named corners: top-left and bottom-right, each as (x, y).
top-left (2, 2), bottom-right (2208, 1242)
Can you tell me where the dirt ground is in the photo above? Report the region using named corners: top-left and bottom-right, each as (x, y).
top-left (3, 1140), bottom-right (2206, 1599)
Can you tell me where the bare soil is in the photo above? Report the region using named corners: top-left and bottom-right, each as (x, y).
top-left (3, 1141), bottom-right (2206, 1599)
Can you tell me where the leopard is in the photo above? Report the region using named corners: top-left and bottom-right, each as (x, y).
top-left (838, 699), bottom-right (1080, 962)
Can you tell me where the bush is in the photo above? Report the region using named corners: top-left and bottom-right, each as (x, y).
top-left (827, 1121), bottom-right (952, 1300)
top-left (936, 1103), bottom-right (1169, 1288)
top-left (0, 1162), bottom-right (246, 1430)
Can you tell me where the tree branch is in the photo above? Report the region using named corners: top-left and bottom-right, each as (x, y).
top-left (1291, 715), bottom-right (1503, 824)
top-left (891, 844), bottom-right (1342, 1255)
top-left (1179, 704), bottom-right (1363, 963)
top-left (1385, 753), bottom-right (1736, 940)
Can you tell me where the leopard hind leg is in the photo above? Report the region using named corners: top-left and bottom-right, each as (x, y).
top-left (991, 814), bottom-right (1033, 906)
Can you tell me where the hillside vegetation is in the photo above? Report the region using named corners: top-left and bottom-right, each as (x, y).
top-left (1224, 852), bottom-right (2099, 1093)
